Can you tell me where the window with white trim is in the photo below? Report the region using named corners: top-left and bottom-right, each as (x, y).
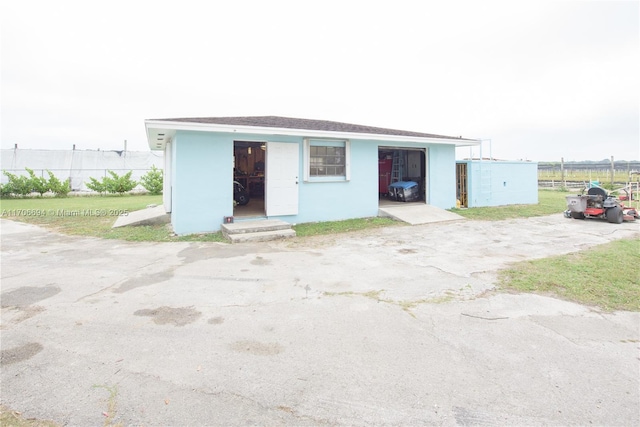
top-left (304, 139), bottom-right (350, 181)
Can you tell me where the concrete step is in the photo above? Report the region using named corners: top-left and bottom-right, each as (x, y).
top-left (221, 219), bottom-right (295, 243)
top-left (378, 204), bottom-right (464, 225)
top-left (225, 228), bottom-right (296, 243)
top-left (221, 219), bottom-right (292, 234)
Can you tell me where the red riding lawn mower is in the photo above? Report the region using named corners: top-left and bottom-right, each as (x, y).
top-left (564, 185), bottom-right (639, 224)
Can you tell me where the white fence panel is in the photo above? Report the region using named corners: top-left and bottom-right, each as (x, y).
top-left (1, 149), bottom-right (164, 192)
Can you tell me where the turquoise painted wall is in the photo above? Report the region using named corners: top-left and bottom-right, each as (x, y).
top-left (170, 130), bottom-right (459, 233)
top-left (292, 139), bottom-right (379, 224)
top-left (461, 160), bottom-right (538, 207)
top-left (172, 131), bottom-right (233, 234)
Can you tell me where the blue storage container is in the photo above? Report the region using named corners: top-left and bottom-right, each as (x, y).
top-left (388, 181), bottom-right (420, 202)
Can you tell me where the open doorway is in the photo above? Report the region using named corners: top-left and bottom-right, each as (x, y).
top-left (456, 162), bottom-right (468, 208)
top-left (233, 141), bottom-right (266, 218)
top-left (378, 147), bottom-right (427, 206)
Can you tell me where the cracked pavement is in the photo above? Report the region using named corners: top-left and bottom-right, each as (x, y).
top-left (1, 216), bottom-right (639, 426)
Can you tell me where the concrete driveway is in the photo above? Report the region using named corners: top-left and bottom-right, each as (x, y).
top-left (1, 216), bottom-right (639, 426)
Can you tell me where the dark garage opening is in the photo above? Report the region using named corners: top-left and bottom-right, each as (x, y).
top-left (378, 147), bottom-right (427, 205)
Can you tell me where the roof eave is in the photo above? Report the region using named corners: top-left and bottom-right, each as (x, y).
top-left (145, 120), bottom-right (480, 150)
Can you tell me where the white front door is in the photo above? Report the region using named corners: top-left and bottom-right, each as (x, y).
top-left (265, 142), bottom-right (299, 216)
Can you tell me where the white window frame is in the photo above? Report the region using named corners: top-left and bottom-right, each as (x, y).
top-left (303, 138), bottom-right (350, 182)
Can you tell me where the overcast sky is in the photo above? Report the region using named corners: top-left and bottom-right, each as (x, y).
top-left (1, 0), bottom-right (638, 161)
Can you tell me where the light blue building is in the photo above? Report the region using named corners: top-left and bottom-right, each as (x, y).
top-left (456, 160), bottom-right (539, 208)
top-left (145, 116), bottom-right (479, 235)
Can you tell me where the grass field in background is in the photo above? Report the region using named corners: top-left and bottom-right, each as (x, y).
top-left (538, 169), bottom-right (640, 183)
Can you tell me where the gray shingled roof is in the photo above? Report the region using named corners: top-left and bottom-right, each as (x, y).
top-left (154, 116), bottom-right (473, 141)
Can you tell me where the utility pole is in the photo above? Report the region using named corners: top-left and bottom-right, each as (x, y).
top-left (610, 156), bottom-right (615, 187)
top-left (561, 157), bottom-right (565, 188)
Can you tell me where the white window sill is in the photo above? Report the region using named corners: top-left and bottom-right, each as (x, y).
top-left (305, 177), bottom-right (348, 183)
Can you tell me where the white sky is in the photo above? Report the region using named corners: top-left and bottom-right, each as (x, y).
top-left (1, 0), bottom-right (638, 161)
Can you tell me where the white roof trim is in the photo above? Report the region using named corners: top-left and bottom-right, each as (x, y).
top-left (145, 119), bottom-right (480, 151)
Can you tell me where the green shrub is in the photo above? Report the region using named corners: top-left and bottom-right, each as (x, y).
top-left (140, 166), bottom-right (163, 195)
top-left (0, 182), bottom-right (12, 198)
top-left (2, 171), bottom-right (33, 196)
top-left (86, 176), bottom-right (107, 194)
top-left (47, 171), bottom-right (71, 197)
top-left (86, 170), bottom-right (137, 195)
top-left (26, 168), bottom-right (49, 196)
top-left (1, 169), bottom-right (70, 198)
top-left (105, 170), bottom-right (137, 194)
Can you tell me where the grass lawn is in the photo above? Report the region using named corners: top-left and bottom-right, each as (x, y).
top-left (293, 217), bottom-right (397, 237)
top-left (498, 238), bottom-right (640, 312)
top-left (450, 189), bottom-right (571, 220)
top-left (0, 194), bottom-right (226, 242)
top-left (451, 188), bottom-right (640, 220)
top-left (452, 189), bottom-right (640, 312)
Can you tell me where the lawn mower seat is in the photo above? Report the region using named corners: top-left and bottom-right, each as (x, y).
top-left (587, 186), bottom-right (607, 200)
